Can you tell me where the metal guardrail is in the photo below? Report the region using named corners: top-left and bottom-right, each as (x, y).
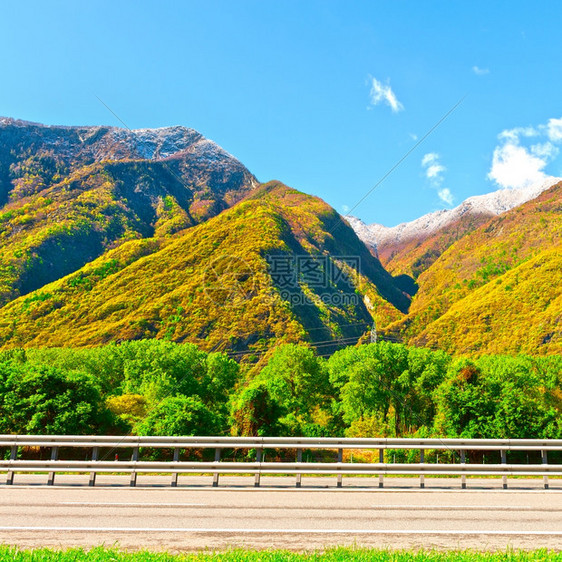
top-left (1, 435), bottom-right (560, 489)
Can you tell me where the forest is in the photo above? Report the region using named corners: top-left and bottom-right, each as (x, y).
top-left (0, 340), bottom-right (560, 442)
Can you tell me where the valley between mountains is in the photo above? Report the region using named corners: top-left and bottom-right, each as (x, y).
top-left (0, 118), bottom-right (559, 357)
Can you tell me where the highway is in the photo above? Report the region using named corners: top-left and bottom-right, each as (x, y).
top-left (0, 476), bottom-right (561, 552)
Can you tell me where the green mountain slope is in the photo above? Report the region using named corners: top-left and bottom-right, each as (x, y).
top-left (390, 181), bottom-right (562, 354)
top-left (0, 119), bottom-right (256, 305)
top-left (382, 212), bottom-right (494, 279)
top-left (3, 118), bottom-right (558, 358)
top-left (413, 246), bottom-right (562, 355)
top-left (0, 182), bottom-right (406, 353)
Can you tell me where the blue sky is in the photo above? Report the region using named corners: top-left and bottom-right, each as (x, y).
top-left (2, 1), bottom-right (562, 226)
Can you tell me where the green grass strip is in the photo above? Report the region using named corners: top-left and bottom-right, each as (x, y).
top-left (0, 547), bottom-right (561, 561)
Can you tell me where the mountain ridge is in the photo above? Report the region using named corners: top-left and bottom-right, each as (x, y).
top-left (0, 117), bottom-right (559, 358)
top-left (0, 180), bottom-right (406, 353)
top-left (0, 117), bottom-right (248, 165)
top-left (386, 180), bottom-right (562, 354)
top-left (0, 119), bottom-right (258, 305)
top-left (348, 177), bottom-right (560, 264)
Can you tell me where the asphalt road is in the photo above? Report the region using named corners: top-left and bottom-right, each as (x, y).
top-left (0, 475), bottom-right (561, 552)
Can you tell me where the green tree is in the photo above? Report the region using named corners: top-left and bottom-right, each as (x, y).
top-left (119, 340), bottom-right (205, 402)
top-left (398, 346), bottom-right (450, 432)
top-left (434, 356), bottom-right (562, 439)
top-left (229, 381), bottom-right (284, 436)
top-left (136, 395), bottom-right (223, 436)
top-left (256, 344), bottom-right (330, 414)
top-left (0, 361), bottom-right (114, 434)
top-left (200, 351), bottom-right (240, 406)
top-left (328, 342), bottom-right (410, 436)
top-left (230, 344), bottom-right (332, 436)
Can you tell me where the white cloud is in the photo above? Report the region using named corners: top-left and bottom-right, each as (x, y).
top-left (472, 66), bottom-right (490, 75)
top-left (422, 153), bottom-right (454, 206)
top-left (342, 204), bottom-right (350, 214)
top-left (409, 132), bottom-right (418, 141)
top-left (421, 153), bottom-right (438, 167)
top-left (488, 143), bottom-right (548, 189)
top-left (498, 126), bottom-right (538, 142)
top-left (426, 163), bottom-right (445, 181)
top-left (369, 76), bottom-right (404, 113)
top-left (488, 119), bottom-right (562, 190)
top-left (546, 118), bottom-right (562, 142)
top-left (421, 153), bottom-right (445, 185)
top-left (531, 142), bottom-right (558, 159)
top-left (438, 188), bottom-right (454, 205)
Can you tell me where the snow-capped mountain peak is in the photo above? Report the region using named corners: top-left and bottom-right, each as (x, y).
top-left (348, 177), bottom-right (561, 253)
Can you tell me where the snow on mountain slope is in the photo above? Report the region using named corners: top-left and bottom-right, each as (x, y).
top-left (348, 177), bottom-right (561, 253)
top-left (110, 125), bottom-right (203, 160)
top-left (0, 117), bottom-right (259, 209)
top-left (0, 118), bottom-right (249, 171)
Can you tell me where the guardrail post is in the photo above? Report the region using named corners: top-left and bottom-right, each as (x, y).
top-left (337, 448), bottom-right (343, 488)
top-left (89, 447), bottom-right (99, 487)
top-left (47, 446), bottom-right (58, 486)
top-left (501, 450), bottom-right (507, 489)
top-left (130, 447), bottom-right (139, 487)
top-left (6, 445), bottom-right (17, 485)
top-left (212, 448), bottom-right (221, 487)
top-left (460, 450), bottom-right (466, 489)
top-left (254, 448), bottom-right (262, 488)
top-left (296, 449), bottom-right (302, 488)
top-left (419, 449), bottom-right (425, 488)
top-left (542, 450), bottom-right (549, 490)
top-left (171, 448), bottom-right (179, 487)
top-left (378, 448), bottom-right (384, 488)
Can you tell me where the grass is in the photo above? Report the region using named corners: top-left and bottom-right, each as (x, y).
top-left (0, 547), bottom-right (561, 561)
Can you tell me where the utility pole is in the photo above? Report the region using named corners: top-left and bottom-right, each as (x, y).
top-left (370, 320), bottom-right (377, 343)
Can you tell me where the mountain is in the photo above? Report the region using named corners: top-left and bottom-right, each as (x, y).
top-left (0, 117), bottom-right (559, 358)
top-left (412, 246), bottom-right (562, 355)
top-left (347, 177), bottom-right (560, 277)
top-left (0, 181), bottom-right (406, 353)
top-left (389, 180), bottom-right (562, 355)
top-left (0, 118), bottom-right (257, 305)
